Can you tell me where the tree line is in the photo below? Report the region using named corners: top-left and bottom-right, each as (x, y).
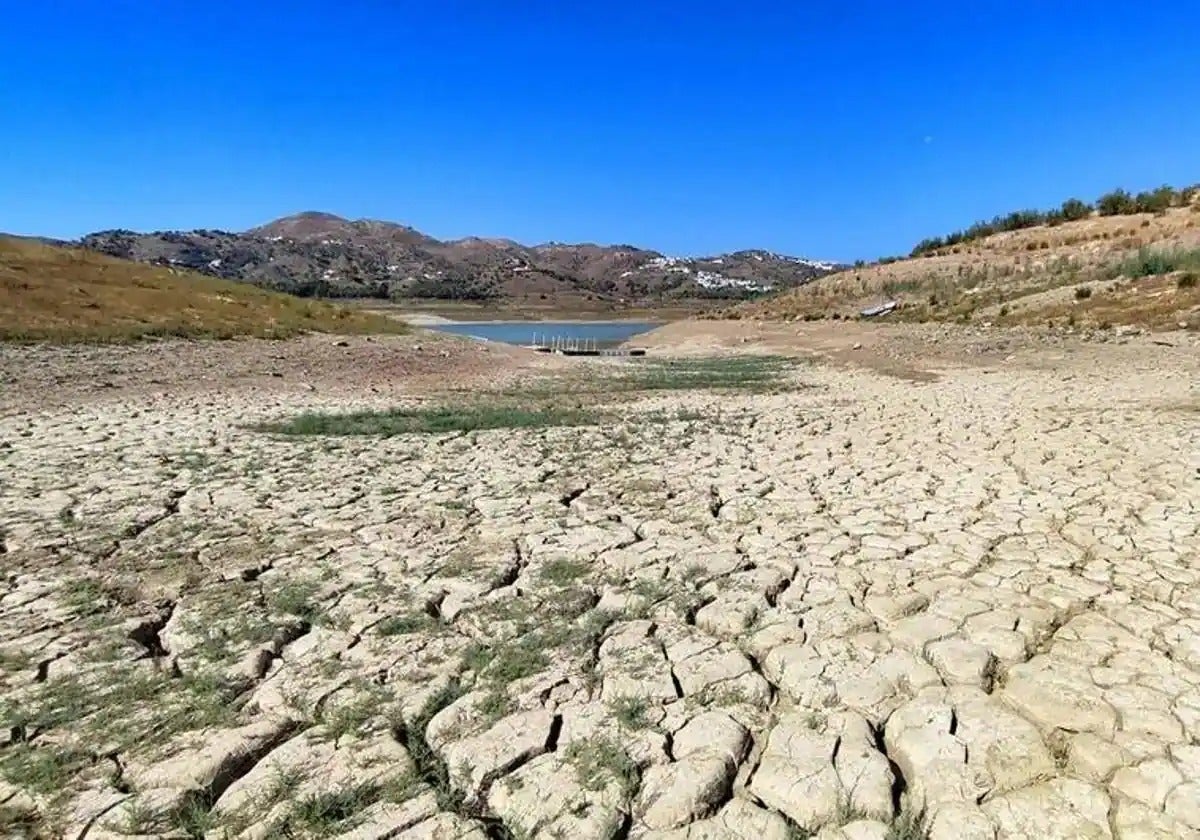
top-left (911, 184), bottom-right (1200, 257)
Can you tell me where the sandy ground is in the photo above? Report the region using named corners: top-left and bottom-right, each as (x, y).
top-left (1, 323), bottom-right (1199, 839)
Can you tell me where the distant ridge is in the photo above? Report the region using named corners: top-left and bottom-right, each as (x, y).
top-left (78, 212), bottom-right (842, 303)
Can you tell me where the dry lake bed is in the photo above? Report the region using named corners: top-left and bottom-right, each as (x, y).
top-left (1, 323), bottom-right (1199, 839)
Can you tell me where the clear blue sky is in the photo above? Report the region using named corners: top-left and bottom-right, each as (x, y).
top-left (2, 1), bottom-right (1198, 260)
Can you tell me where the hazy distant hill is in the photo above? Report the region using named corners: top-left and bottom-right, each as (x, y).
top-left (80, 212), bottom-right (840, 303)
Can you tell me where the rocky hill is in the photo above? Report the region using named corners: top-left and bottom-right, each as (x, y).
top-left (79, 212), bottom-right (839, 304)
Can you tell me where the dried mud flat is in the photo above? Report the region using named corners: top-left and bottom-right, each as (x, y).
top-left (2, 325), bottom-right (1199, 839)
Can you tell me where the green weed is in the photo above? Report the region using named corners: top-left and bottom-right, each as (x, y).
top-left (1108, 247), bottom-right (1200, 279)
top-left (258, 405), bottom-right (599, 436)
top-left (609, 696), bottom-right (650, 730)
top-left (539, 559), bottom-right (590, 586)
top-left (376, 611), bottom-right (433, 636)
top-left (563, 738), bottom-right (640, 797)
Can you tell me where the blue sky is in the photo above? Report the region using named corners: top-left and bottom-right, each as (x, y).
top-left (2, 1), bottom-right (1198, 260)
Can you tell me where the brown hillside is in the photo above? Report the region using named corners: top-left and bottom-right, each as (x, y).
top-left (732, 206), bottom-right (1200, 330)
top-left (0, 236), bottom-right (407, 342)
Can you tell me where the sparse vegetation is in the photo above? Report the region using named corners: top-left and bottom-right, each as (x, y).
top-left (609, 696), bottom-right (651, 729)
top-left (885, 803), bottom-right (930, 840)
top-left (0, 745), bottom-right (88, 797)
top-left (1108, 247), bottom-right (1200, 279)
top-left (376, 611), bottom-right (434, 636)
top-left (618, 355), bottom-right (799, 392)
top-left (172, 793), bottom-right (219, 839)
top-left (476, 689), bottom-right (512, 721)
top-left (563, 737), bottom-right (640, 797)
top-left (400, 682), bottom-right (466, 812)
top-left (260, 357), bottom-right (797, 439)
top-left (539, 558), bottom-right (591, 585)
top-left (273, 782), bottom-right (380, 837)
top-left (1, 664), bottom-right (235, 757)
top-left (909, 184), bottom-right (1194, 256)
top-left (258, 404), bottom-right (599, 436)
top-left (0, 236), bottom-right (408, 343)
top-left (315, 686), bottom-right (385, 742)
top-left (269, 579), bottom-right (325, 624)
top-left (475, 636), bottom-right (551, 685)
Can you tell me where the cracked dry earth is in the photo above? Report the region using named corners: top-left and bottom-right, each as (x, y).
top-left (2, 336), bottom-right (1200, 840)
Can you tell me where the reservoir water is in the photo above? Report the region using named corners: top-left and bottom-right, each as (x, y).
top-left (430, 320), bottom-right (659, 348)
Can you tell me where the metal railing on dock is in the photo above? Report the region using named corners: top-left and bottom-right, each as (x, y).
top-left (526, 334), bottom-right (646, 357)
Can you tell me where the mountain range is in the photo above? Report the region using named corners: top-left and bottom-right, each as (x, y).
top-left (78, 212), bottom-right (840, 304)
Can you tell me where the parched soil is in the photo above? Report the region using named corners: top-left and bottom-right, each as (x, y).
top-left (0, 332), bottom-right (561, 415)
top-left (1, 324), bottom-right (1199, 839)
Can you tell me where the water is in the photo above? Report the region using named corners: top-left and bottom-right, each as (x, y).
top-left (430, 320), bottom-right (659, 348)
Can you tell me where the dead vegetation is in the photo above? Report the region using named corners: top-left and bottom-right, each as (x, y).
top-left (0, 236), bottom-right (408, 342)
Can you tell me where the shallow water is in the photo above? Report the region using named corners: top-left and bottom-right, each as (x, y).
top-left (430, 320), bottom-right (659, 347)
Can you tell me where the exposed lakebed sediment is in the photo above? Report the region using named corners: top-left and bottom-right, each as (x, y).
top-left (1, 330), bottom-right (1198, 839)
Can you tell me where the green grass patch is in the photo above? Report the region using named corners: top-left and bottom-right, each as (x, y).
top-left (616, 355), bottom-right (799, 392)
top-left (315, 686), bottom-right (386, 742)
top-left (563, 737), bottom-right (640, 797)
top-left (171, 792), bottom-right (223, 839)
top-left (257, 404), bottom-right (599, 436)
top-left (464, 635), bottom-right (551, 686)
top-left (257, 355), bottom-right (793, 441)
top-left (539, 559), bottom-right (591, 586)
top-left (376, 611), bottom-right (434, 636)
top-left (0, 648), bottom-right (33, 673)
top-left (271, 782), bottom-right (380, 837)
top-left (268, 580), bottom-right (325, 625)
top-left (476, 688), bottom-right (512, 721)
top-left (1107, 247), bottom-right (1200, 279)
top-left (1, 666), bottom-right (236, 758)
top-left (608, 696), bottom-right (650, 730)
top-left (0, 745), bottom-right (89, 797)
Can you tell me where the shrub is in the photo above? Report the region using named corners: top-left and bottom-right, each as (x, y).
top-left (1134, 185), bottom-right (1178, 213)
top-left (1111, 247), bottom-right (1200, 279)
top-left (1179, 273), bottom-right (1198, 289)
top-left (1060, 198), bottom-right (1092, 221)
top-left (1097, 189), bottom-right (1136, 216)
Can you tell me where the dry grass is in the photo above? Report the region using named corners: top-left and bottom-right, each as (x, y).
top-left (0, 236), bottom-right (408, 342)
top-left (729, 206), bottom-right (1200, 329)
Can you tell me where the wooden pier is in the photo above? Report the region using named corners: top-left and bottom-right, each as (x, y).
top-left (526, 335), bottom-right (647, 357)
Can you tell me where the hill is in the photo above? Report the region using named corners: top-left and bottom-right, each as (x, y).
top-left (79, 213), bottom-right (840, 304)
top-left (731, 201), bottom-right (1200, 331)
top-left (0, 235), bottom-right (408, 342)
